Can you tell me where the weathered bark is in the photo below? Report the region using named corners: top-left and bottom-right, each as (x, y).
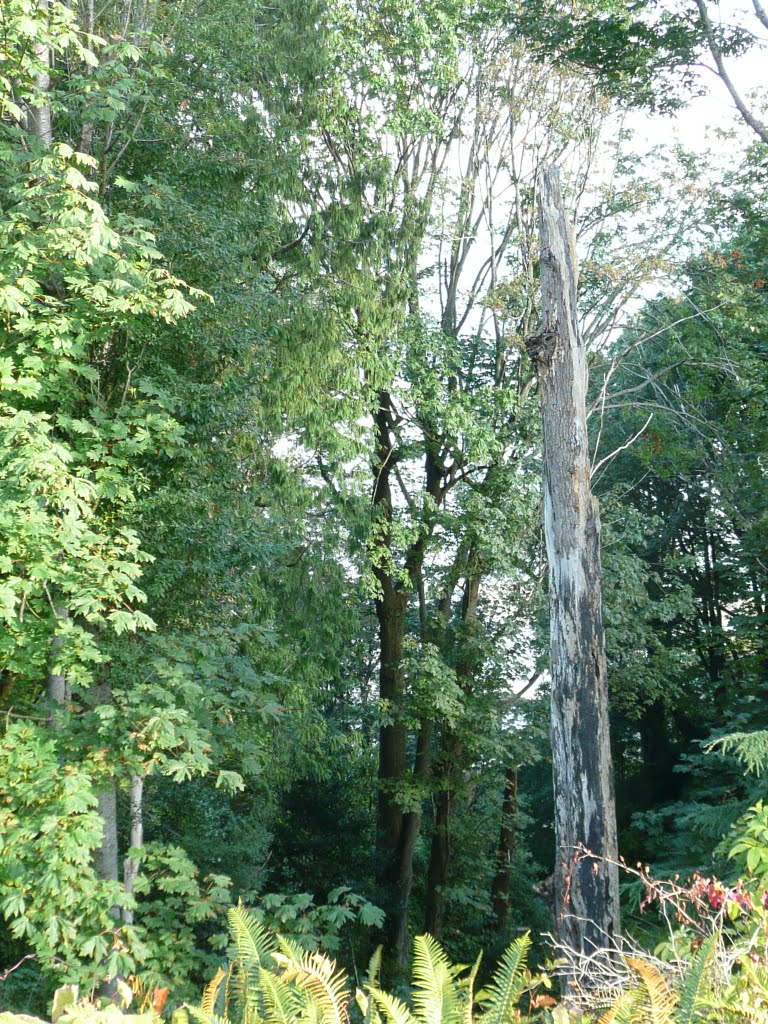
top-left (528, 165), bottom-right (620, 989)
top-left (491, 765), bottom-right (518, 930)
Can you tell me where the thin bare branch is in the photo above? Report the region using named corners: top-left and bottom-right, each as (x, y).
top-left (696, 0), bottom-right (768, 144)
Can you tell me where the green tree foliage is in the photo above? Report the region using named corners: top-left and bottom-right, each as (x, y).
top-left (0, 724), bottom-right (126, 978)
top-left (3, 0), bottom-right (768, 1005)
top-left (584, 141), bottom-right (768, 877)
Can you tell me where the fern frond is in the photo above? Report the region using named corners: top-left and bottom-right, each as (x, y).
top-left (273, 942), bottom-right (350, 1024)
top-left (478, 933), bottom-right (531, 1024)
top-left (460, 951), bottom-right (482, 1024)
top-left (356, 987), bottom-right (383, 1024)
top-left (299, 1002), bottom-right (322, 1024)
top-left (596, 987), bottom-right (645, 1024)
top-left (370, 988), bottom-right (419, 1024)
top-left (675, 935), bottom-right (716, 1024)
top-left (202, 968), bottom-right (227, 1016)
top-left (412, 934), bottom-right (462, 1024)
top-left (366, 946), bottom-right (383, 990)
top-left (357, 948), bottom-right (383, 1024)
top-left (701, 998), bottom-right (767, 1022)
top-left (187, 1005), bottom-right (232, 1024)
top-left (228, 904), bottom-right (277, 968)
top-left (225, 906), bottom-right (279, 1024)
top-left (737, 957), bottom-right (768, 1000)
top-left (259, 969), bottom-right (303, 1024)
top-left (626, 958), bottom-right (676, 1024)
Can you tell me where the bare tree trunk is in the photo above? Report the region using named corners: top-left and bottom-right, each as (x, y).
top-left (94, 786), bottom-right (120, 893)
top-left (46, 598), bottom-right (70, 724)
top-left (28, 0), bottom-right (53, 147)
top-left (527, 165), bottom-right (620, 995)
top-left (88, 681), bottom-right (121, 919)
top-left (122, 774), bottom-right (144, 925)
top-left (46, 617), bottom-right (68, 706)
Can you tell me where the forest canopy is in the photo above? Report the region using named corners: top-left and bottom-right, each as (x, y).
top-left (1, 0), bottom-right (767, 1018)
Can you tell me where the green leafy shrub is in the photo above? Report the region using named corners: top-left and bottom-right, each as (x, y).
top-left (244, 888), bottom-right (384, 954)
top-left (0, 724), bottom-right (129, 983)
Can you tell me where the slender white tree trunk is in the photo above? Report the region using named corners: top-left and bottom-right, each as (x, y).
top-left (528, 164), bottom-right (620, 997)
top-left (28, 0), bottom-right (53, 147)
top-left (46, 597), bottom-right (70, 722)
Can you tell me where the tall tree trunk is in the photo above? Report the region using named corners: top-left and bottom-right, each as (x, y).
top-left (527, 165), bottom-right (620, 992)
top-left (372, 389), bottom-right (413, 963)
top-left (89, 681), bottom-right (121, 914)
top-left (28, 0), bottom-right (53, 147)
top-left (372, 388), bottom-right (454, 963)
top-left (375, 579), bottom-right (409, 865)
top-left (93, 790), bottom-right (121, 908)
top-left (33, 3), bottom-right (65, 721)
top-left (423, 568), bottom-right (480, 937)
top-left (386, 721), bottom-right (432, 963)
top-left (424, 783), bottom-right (450, 937)
top-left (46, 589), bottom-right (70, 733)
top-left (94, 786), bottom-right (120, 895)
top-left (122, 774), bottom-right (144, 925)
top-left (46, 604), bottom-right (68, 711)
top-left (491, 764), bottom-right (518, 931)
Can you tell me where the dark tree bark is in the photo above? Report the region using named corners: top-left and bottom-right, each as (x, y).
top-left (375, 579), bottom-right (409, 862)
top-left (372, 386), bottom-right (458, 963)
top-left (528, 165), bottom-right (620, 992)
top-left (384, 721), bottom-right (433, 961)
top-left (424, 783), bottom-right (450, 937)
top-left (372, 389), bottom-right (430, 964)
top-left (423, 567), bottom-right (480, 937)
top-left (491, 764), bottom-right (518, 930)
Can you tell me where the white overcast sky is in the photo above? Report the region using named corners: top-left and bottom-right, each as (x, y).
top-left (628, 0), bottom-right (766, 153)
